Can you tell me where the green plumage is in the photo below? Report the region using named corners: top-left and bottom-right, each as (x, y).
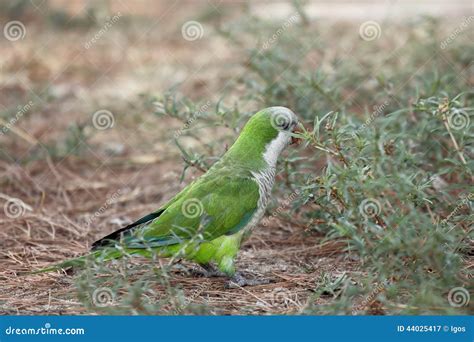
top-left (33, 107), bottom-right (298, 278)
top-left (119, 168), bottom-right (260, 275)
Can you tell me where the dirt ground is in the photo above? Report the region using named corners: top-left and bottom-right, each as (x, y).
top-left (0, 142), bottom-right (351, 315)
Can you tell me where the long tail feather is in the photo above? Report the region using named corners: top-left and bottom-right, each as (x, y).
top-left (24, 248), bottom-right (125, 275)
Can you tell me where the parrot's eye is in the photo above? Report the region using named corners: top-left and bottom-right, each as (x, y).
top-left (279, 120), bottom-right (297, 132)
top-left (272, 114), bottom-right (292, 131)
top-left (279, 120), bottom-right (290, 131)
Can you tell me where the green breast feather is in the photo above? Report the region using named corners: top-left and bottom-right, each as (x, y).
top-left (32, 107), bottom-right (298, 278)
top-left (94, 166), bottom-right (260, 275)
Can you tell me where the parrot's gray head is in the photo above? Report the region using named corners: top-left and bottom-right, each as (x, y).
top-left (261, 106), bottom-right (299, 167)
top-left (267, 106), bottom-right (299, 150)
top-left (267, 106), bottom-right (299, 136)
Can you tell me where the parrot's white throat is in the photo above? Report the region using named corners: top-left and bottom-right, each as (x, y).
top-left (262, 130), bottom-right (292, 168)
top-left (245, 106), bottom-right (297, 233)
top-left (262, 106), bottom-right (297, 168)
top-left (252, 130), bottom-right (290, 201)
top-left (247, 131), bottom-right (292, 233)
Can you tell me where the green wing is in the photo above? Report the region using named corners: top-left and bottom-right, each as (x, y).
top-left (95, 168), bottom-right (260, 249)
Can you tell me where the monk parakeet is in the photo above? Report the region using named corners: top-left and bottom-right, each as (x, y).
top-left (35, 106), bottom-right (299, 286)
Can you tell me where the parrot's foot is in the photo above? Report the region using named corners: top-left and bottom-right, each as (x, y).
top-left (190, 264), bottom-right (226, 278)
top-left (226, 272), bottom-right (271, 288)
top-left (64, 267), bottom-right (75, 276)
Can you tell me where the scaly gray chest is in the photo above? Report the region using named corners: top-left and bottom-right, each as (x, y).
top-left (241, 167), bottom-right (276, 237)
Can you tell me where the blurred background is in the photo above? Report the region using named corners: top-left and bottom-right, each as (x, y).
top-left (0, 1), bottom-right (472, 315)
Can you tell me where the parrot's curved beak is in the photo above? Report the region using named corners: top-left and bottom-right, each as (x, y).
top-left (290, 126), bottom-right (303, 145)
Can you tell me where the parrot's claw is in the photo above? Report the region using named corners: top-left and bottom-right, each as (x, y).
top-left (64, 267), bottom-right (75, 276)
top-left (190, 264), bottom-right (226, 278)
top-left (226, 272), bottom-right (271, 288)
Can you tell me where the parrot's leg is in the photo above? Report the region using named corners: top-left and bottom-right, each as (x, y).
top-left (226, 272), bottom-right (271, 288)
top-left (201, 263), bottom-right (226, 277)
